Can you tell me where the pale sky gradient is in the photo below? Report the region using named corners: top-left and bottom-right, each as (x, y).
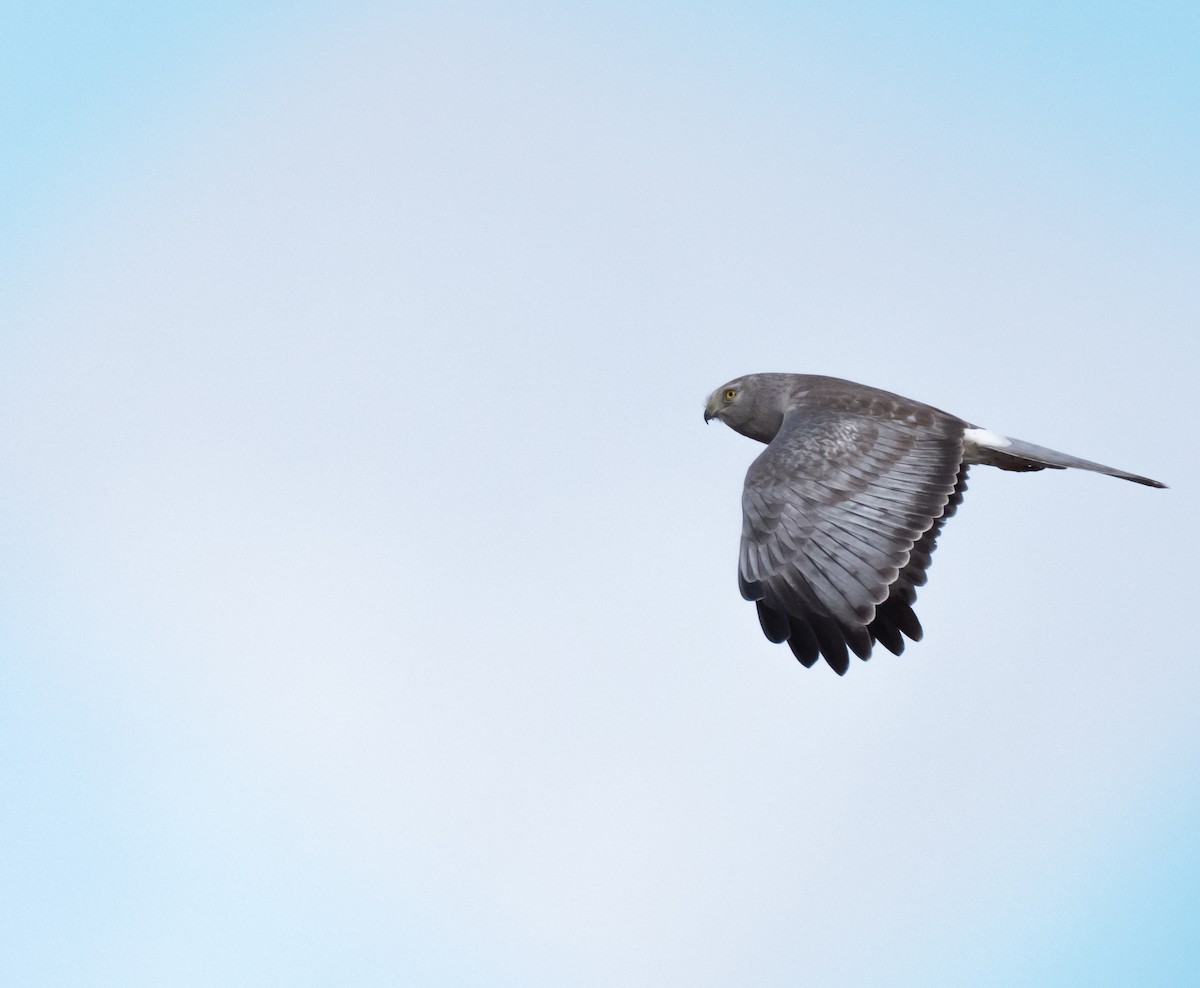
top-left (2, 3), bottom-right (1197, 985)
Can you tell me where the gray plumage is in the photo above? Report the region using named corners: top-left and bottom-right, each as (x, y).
top-left (704, 373), bottom-right (1165, 675)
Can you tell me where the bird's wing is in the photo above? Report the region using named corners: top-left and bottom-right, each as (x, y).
top-left (739, 405), bottom-right (964, 674)
top-left (867, 465), bottom-right (969, 657)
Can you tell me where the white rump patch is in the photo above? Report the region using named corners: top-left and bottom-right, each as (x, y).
top-left (963, 427), bottom-right (1012, 450)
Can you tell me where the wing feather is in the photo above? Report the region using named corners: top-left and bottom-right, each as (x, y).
top-left (740, 403), bottom-right (965, 674)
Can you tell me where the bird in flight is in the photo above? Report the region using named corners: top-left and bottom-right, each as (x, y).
top-left (704, 373), bottom-right (1165, 675)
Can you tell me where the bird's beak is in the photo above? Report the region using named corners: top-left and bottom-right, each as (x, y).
top-left (703, 391), bottom-right (722, 424)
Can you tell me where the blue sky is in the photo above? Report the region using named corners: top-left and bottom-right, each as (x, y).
top-left (2, 3), bottom-right (1197, 985)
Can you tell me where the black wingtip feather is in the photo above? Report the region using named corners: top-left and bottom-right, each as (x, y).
top-left (844, 624), bottom-right (874, 661)
top-left (757, 601), bottom-right (791, 643)
top-left (869, 613), bottom-right (906, 656)
top-left (810, 617), bottom-right (850, 675)
top-left (786, 619), bottom-right (821, 667)
top-left (878, 599), bottom-right (923, 642)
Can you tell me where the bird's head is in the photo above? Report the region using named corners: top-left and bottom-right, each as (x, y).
top-left (704, 374), bottom-right (789, 444)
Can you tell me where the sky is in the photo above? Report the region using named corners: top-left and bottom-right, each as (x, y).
top-left (1, 2), bottom-right (1197, 985)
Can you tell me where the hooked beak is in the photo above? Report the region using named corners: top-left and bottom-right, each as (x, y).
top-left (703, 391), bottom-right (721, 424)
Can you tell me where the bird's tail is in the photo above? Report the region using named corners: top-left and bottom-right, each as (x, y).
top-left (983, 435), bottom-right (1166, 488)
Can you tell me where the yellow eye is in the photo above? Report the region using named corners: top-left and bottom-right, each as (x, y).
top-left (724, 389), bottom-right (737, 400)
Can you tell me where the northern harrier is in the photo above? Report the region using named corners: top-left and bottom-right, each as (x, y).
top-left (704, 373), bottom-right (1165, 674)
